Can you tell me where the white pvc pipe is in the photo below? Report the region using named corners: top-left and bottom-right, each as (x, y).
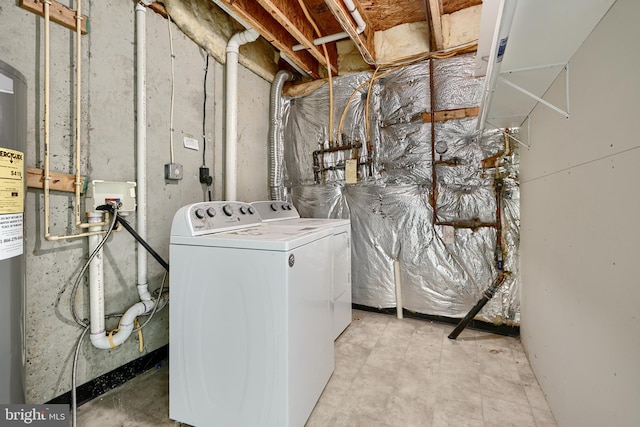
top-left (394, 260), bottom-right (403, 319)
top-left (291, 0), bottom-right (366, 52)
top-left (343, 0), bottom-right (366, 33)
top-left (136, 3), bottom-right (148, 290)
top-left (90, 300), bottom-right (155, 350)
top-left (88, 213), bottom-right (105, 337)
top-left (225, 29), bottom-right (260, 201)
top-left (292, 32), bottom-right (350, 52)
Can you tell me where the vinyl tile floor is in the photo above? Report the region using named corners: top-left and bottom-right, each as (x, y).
top-left (76, 309), bottom-right (556, 427)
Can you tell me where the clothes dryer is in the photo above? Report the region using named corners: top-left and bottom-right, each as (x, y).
top-left (250, 201), bottom-right (352, 339)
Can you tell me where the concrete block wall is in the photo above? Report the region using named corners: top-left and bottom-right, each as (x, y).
top-left (0, 0), bottom-right (270, 402)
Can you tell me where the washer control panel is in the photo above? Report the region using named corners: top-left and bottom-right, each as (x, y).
top-left (250, 201), bottom-right (300, 222)
top-left (171, 202), bottom-right (262, 237)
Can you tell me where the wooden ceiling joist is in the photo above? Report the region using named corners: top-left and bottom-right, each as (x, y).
top-left (324, 0), bottom-right (375, 65)
top-left (255, 0), bottom-right (338, 74)
top-left (215, 0), bottom-right (322, 78)
top-left (428, 0), bottom-right (444, 51)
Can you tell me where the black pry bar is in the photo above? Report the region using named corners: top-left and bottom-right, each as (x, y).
top-left (448, 272), bottom-right (508, 340)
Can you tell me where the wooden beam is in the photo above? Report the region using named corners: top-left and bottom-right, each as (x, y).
top-left (215, 0), bottom-right (322, 78)
top-left (421, 106), bottom-right (480, 123)
top-left (324, 0), bottom-right (375, 65)
top-left (255, 0), bottom-right (338, 74)
top-left (19, 0), bottom-right (88, 34)
top-left (27, 168), bottom-right (87, 193)
top-left (149, 2), bottom-right (168, 18)
top-left (428, 0), bottom-right (444, 51)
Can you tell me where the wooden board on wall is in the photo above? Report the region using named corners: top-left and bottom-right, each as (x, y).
top-left (19, 0), bottom-right (89, 34)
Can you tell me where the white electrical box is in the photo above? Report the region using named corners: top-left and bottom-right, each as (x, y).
top-left (85, 180), bottom-right (137, 214)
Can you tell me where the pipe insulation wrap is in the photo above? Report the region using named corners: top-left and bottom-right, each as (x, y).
top-left (269, 70), bottom-right (295, 200)
top-left (277, 54), bottom-right (521, 325)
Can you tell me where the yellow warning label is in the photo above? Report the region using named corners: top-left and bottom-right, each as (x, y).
top-left (0, 147), bottom-right (24, 214)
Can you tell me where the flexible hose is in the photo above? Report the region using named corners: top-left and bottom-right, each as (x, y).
top-left (269, 70), bottom-right (295, 200)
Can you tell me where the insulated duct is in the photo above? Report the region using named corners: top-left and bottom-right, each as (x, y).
top-left (269, 70), bottom-right (295, 200)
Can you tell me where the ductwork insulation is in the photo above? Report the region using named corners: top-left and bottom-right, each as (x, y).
top-left (277, 54), bottom-right (520, 325)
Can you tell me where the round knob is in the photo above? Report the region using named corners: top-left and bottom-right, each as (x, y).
top-left (270, 203), bottom-right (278, 211)
top-left (222, 204), bottom-right (233, 216)
top-left (194, 208), bottom-right (205, 219)
top-left (285, 204), bottom-right (292, 210)
top-left (239, 206), bottom-right (247, 214)
top-left (281, 204), bottom-right (287, 210)
top-left (248, 206), bottom-right (256, 214)
top-left (206, 207), bottom-right (216, 217)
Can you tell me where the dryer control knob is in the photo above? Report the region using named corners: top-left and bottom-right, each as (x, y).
top-left (248, 206), bottom-right (256, 214)
top-left (270, 203), bottom-right (278, 211)
top-left (206, 207), bottom-right (216, 217)
top-left (222, 204), bottom-right (233, 216)
top-left (194, 208), bottom-right (205, 219)
top-left (239, 206), bottom-right (247, 214)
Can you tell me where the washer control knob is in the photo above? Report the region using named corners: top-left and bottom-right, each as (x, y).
top-left (194, 208), bottom-right (205, 219)
top-left (222, 204), bottom-right (233, 216)
top-left (239, 206), bottom-right (247, 215)
top-left (206, 207), bottom-right (216, 217)
top-left (281, 204), bottom-right (287, 210)
top-left (248, 206), bottom-right (256, 214)
top-left (270, 203), bottom-right (278, 211)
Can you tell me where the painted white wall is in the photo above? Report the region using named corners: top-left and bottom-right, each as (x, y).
top-left (520, 0), bottom-right (640, 425)
top-left (0, 0), bottom-right (270, 402)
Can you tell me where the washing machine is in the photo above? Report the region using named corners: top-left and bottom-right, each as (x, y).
top-left (250, 201), bottom-right (352, 340)
top-left (169, 201), bottom-right (334, 427)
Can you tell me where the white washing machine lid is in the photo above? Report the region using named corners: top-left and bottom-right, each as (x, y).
top-left (171, 223), bottom-right (333, 251)
top-left (270, 217), bottom-right (350, 230)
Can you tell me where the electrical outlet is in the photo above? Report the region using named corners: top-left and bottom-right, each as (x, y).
top-left (165, 163), bottom-right (183, 180)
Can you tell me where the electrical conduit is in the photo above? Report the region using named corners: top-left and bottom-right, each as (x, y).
top-left (269, 70), bottom-right (295, 200)
top-left (225, 29), bottom-right (260, 201)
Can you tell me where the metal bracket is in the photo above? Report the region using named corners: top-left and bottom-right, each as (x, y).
top-left (499, 63), bottom-right (570, 119)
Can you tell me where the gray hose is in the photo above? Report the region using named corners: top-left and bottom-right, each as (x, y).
top-left (269, 70), bottom-right (295, 200)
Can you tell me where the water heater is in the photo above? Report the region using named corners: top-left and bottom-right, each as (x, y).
top-left (0, 59), bottom-right (26, 404)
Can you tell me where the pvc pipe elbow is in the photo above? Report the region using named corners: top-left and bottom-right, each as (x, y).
top-left (226, 29), bottom-right (260, 54)
top-left (89, 300), bottom-right (154, 350)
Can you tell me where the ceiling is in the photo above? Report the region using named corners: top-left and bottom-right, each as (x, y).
top-left (210, 0), bottom-right (482, 78)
